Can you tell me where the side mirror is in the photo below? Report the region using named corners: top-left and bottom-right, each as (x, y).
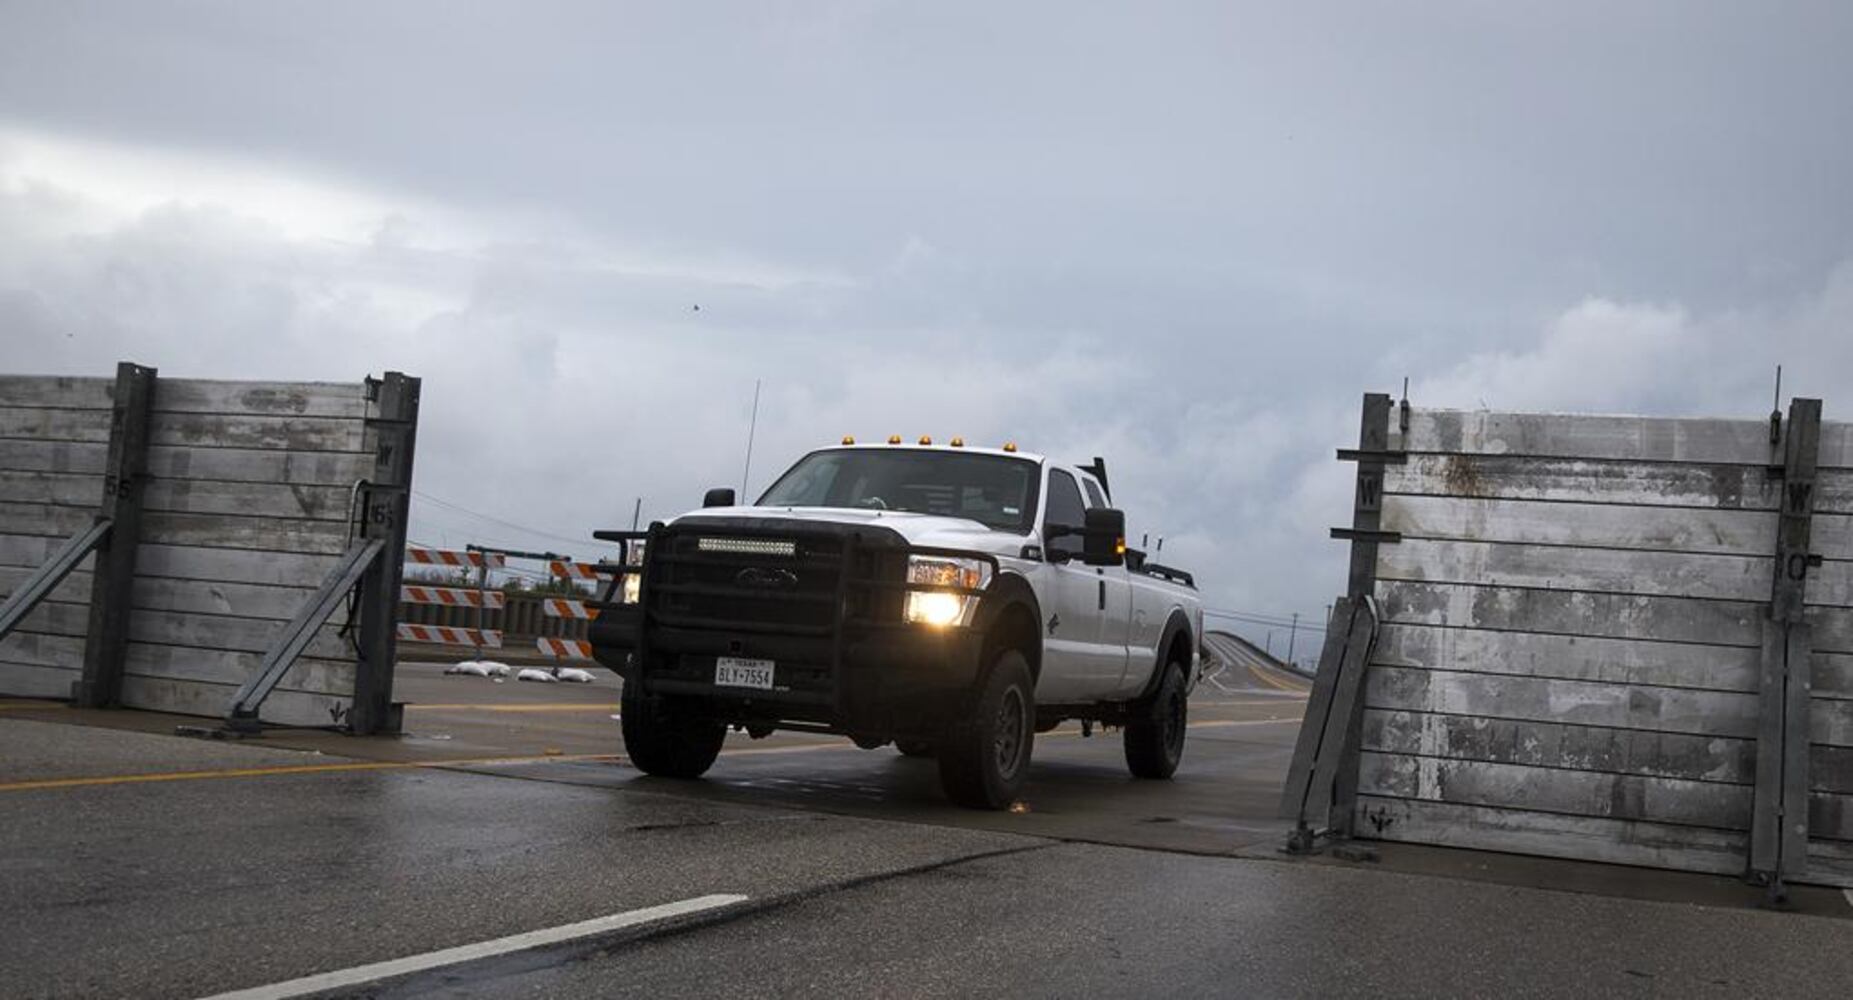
top-left (1081, 508), bottom-right (1126, 567)
top-left (703, 487), bottom-right (737, 508)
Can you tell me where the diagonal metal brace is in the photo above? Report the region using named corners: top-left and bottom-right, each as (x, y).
top-left (227, 538), bottom-right (386, 731)
top-left (1279, 594), bottom-right (1381, 852)
top-left (0, 519), bottom-right (112, 642)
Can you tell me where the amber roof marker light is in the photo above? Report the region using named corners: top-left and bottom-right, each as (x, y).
top-left (1002, 442), bottom-right (1018, 453)
top-left (888, 435), bottom-right (903, 445)
top-left (841, 435), bottom-right (856, 445)
top-left (950, 437), bottom-right (964, 447)
top-left (918, 435), bottom-right (933, 445)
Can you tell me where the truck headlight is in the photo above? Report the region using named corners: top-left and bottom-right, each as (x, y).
top-left (903, 556), bottom-right (990, 627)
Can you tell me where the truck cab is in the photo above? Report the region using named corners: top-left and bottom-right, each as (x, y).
top-left (589, 439), bottom-right (1204, 809)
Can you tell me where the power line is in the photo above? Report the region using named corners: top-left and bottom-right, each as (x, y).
top-left (1203, 608), bottom-right (1327, 633)
top-left (411, 490), bottom-right (618, 550)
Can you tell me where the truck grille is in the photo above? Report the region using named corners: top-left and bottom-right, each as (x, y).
top-left (649, 528), bottom-right (890, 634)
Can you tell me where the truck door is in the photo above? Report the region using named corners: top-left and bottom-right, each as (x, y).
top-left (1038, 469), bottom-right (1120, 702)
top-left (1080, 477), bottom-right (1134, 691)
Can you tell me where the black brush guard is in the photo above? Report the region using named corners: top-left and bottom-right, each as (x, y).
top-left (587, 519), bottom-right (999, 737)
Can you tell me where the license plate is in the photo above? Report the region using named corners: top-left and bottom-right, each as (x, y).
top-left (714, 656), bottom-right (775, 690)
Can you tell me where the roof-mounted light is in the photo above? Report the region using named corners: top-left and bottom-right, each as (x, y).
top-left (888, 435), bottom-right (903, 445)
top-left (918, 435), bottom-right (932, 445)
top-left (1002, 442), bottom-right (1018, 453)
top-left (950, 437), bottom-right (964, 447)
top-left (841, 435), bottom-right (856, 445)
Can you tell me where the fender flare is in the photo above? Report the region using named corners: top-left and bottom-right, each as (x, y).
top-left (972, 571), bottom-right (1043, 679)
top-left (1135, 608), bottom-right (1195, 703)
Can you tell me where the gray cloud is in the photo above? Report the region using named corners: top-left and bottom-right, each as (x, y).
top-left (3, 2), bottom-right (1851, 651)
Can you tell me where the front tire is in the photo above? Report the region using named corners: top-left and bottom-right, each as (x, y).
top-left (620, 681), bottom-right (726, 779)
top-left (1124, 664), bottom-right (1187, 779)
top-left (938, 649), bottom-right (1035, 809)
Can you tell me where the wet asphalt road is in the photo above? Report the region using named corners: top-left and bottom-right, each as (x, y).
top-left (4, 648), bottom-right (1852, 999)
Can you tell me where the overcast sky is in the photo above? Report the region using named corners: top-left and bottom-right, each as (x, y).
top-left (4, 2), bottom-right (1851, 655)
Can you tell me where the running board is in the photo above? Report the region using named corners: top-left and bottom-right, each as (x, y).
top-left (0, 519), bottom-right (112, 642)
top-left (225, 538), bottom-right (386, 731)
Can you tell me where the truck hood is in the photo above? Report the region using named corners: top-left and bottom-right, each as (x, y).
top-left (670, 506), bottom-right (1028, 556)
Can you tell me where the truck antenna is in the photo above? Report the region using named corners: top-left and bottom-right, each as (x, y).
top-left (740, 378), bottom-right (762, 500)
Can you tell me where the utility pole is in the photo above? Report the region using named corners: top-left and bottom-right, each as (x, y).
top-left (1286, 612), bottom-right (1299, 667)
top-left (630, 497), bottom-right (643, 531)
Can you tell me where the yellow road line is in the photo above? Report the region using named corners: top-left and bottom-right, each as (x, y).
top-left (406, 703), bottom-right (621, 713)
top-left (2, 707), bottom-right (1303, 792)
top-left (1247, 661), bottom-right (1310, 693)
top-left (0, 753), bottom-right (619, 794)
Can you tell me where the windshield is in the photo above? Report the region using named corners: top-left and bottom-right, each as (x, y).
top-left (757, 449), bottom-right (1040, 532)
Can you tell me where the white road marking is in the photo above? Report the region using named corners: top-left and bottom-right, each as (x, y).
top-left (194, 894), bottom-right (747, 1000)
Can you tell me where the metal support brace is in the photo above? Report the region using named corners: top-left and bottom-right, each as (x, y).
top-left (350, 372), bottom-right (421, 735)
top-left (74, 362), bottom-right (156, 708)
top-left (1279, 595), bottom-right (1380, 852)
top-left (1750, 397), bottom-right (1821, 902)
top-left (1329, 392), bottom-right (1396, 835)
top-left (225, 538), bottom-right (386, 731)
top-left (0, 520), bottom-right (113, 641)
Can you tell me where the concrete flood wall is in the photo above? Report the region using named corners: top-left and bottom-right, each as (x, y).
top-left (0, 372), bottom-right (385, 727)
top-left (1346, 407), bottom-right (1853, 887)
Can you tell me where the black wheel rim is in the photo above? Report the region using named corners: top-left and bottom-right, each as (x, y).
top-left (1164, 688), bottom-right (1186, 760)
top-left (994, 686), bottom-right (1027, 779)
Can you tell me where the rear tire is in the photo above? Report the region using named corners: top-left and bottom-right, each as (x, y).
top-left (620, 681), bottom-right (726, 779)
top-left (1124, 664), bottom-right (1187, 779)
top-left (895, 739), bottom-right (937, 758)
top-left (938, 649), bottom-right (1035, 809)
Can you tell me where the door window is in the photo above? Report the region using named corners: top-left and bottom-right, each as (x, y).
top-left (1044, 470), bottom-right (1086, 558)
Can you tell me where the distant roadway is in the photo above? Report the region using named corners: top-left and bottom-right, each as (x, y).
top-left (1201, 630), bottom-right (1313, 696)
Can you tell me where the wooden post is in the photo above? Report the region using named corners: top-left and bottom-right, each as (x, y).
top-left (1750, 397), bottom-right (1819, 896)
top-left (1331, 392), bottom-right (1394, 836)
top-left (350, 373), bottom-right (419, 735)
top-left (74, 362), bottom-right (156, 708)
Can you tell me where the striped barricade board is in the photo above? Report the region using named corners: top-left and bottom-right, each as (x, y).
top-left (396, 624), bottom-right (503, 648)
top-left (548, 560), bottom-right (609, 581)
top-left (535, 637), bottom-right (594, 660)
top-left (400, 585), bottom-right (506, 609)
top-left (540, 598), bottom-right (599, 620)
top-left (407, 547), bottom-right (507, 571)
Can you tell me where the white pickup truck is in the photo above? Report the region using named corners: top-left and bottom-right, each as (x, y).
top-left (588, 439), bottom-right (1204, 808)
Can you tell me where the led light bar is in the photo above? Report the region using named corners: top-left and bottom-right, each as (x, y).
top-left (697, 537), bottom-right (797, 557)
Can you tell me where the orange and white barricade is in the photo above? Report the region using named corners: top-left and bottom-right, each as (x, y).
top-left (533, 560), bottom-right (612, 662)
top-left (400, 585), bottom-right (506, 609)
top-left (399, 547), bottom-right (506, 650)
top-left (541, 597), bottom-right (599, 620)
top-left (405, 546), bottom-right (506, 570)
top-left (535, 637), bottom-right (594, 660)
top-left (547, 560), bottom-right (605, 581)
top-left (396, 624), bottom-right (503, 648)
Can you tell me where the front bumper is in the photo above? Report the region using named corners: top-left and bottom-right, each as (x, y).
top-left (597, 614), bottom-right (985, 737)
top-left (586, 521), bottom-right (997, 740)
